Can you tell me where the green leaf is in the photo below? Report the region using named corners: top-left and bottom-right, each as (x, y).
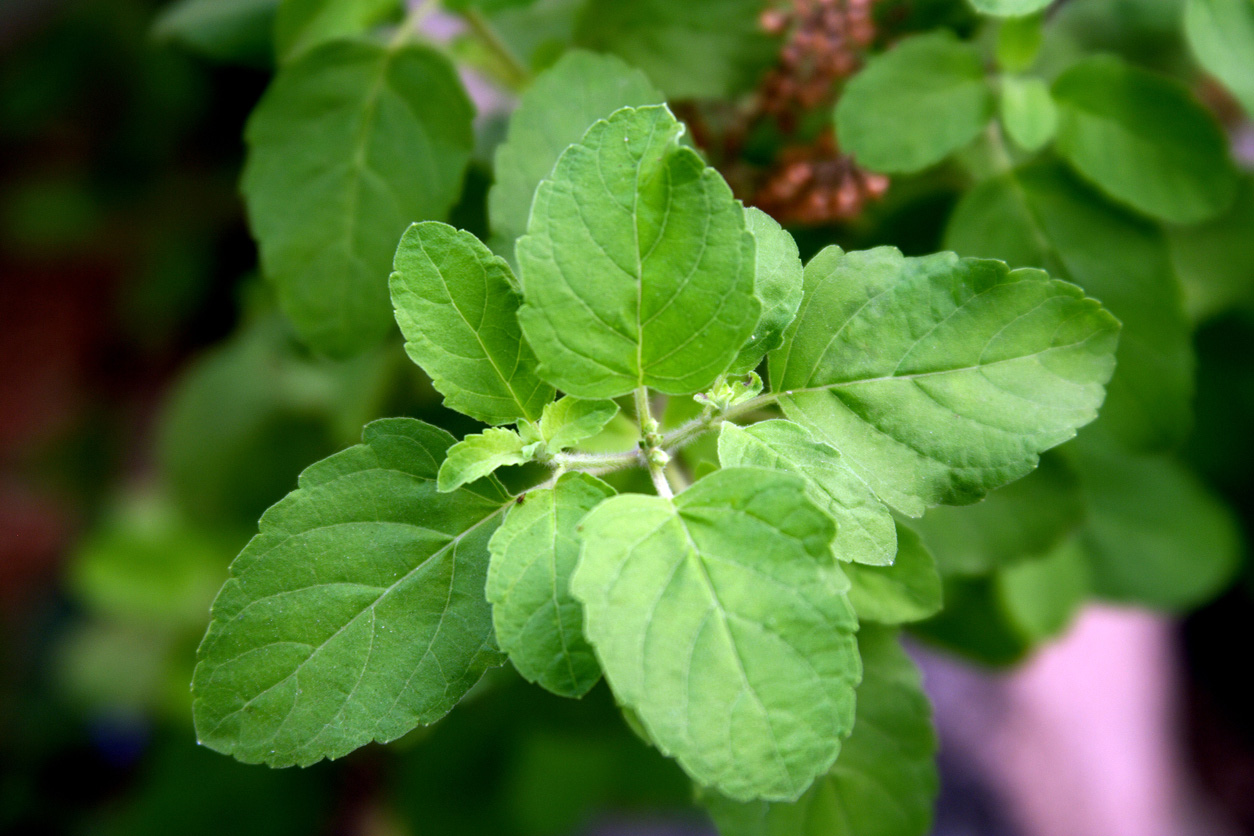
top-left (243, 39), bottom-right (474, 358)
top-left (995, 14), bottom-right (1044, 72)
top-left (152, 0), bottom-right (278, 66)
top-left (192, 418), bottom-right (511, 766)
top-left (844, 524), bottom-right (943, 625)
top-left (489, 50), bottom-right (663, 251)
top-left (911, 453), bottom-right (1083, 575)
top-left (390, 222), bottom-right (554, 424)
top-left (999, 75), bottom-right (1056, 152)
top-left (718, 420), bottom-right (897, 566)
top-left (1067, 441), bottom-right (1241, 611)
top-left (274, 0), bottom-right (401, 63)
top-left (911, 575), bottom-right (1032, 665)
top-left (486, 472), bottom-right (615, 697)
top-left (1051, 55), bottom-right (1238, 224)
top-left (946, 161), bottom-right (1194, 451)
top-left (574, 0), bottom-right (775, 99)
top-left (1169, 176), bottom-right (1254, 323)
top-left (517, 105), bottom-right (759, 398)
top-left (971, 0), bottom-right (1051, 16)
top-left (1184, 0), bottom-right (1254, 118)
top-left (437, 428), bottom-right (532, 493)
top-left (704, 627), bottom-right (938, 836)
top-left (771, 246), bottom-right (1119, 517)
top-left (539, 397), bottom-right (620, 451)
top-left (995, 537), bottom-right (1089, 641)
top-left (835, 32), bottom-right (995, 174)
top-left (729, 208), bottom-right (806, 375)
top-left (572, 468), bottom-right (860, 802)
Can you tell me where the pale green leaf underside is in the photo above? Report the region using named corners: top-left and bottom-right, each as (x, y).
top-left (192, 418), bottom-right (510, 766)
top-left (969, 0), bottom-right (1050, 16)
top-left (572, 468), bottom-right (860, 802)
top-left (705, 627), bottom-right (938, 836)
top-left (1052, 55), bottom-right (1237, 224)
top-left (391, 222), bottom-right (553, 424)
top-left (540, 397), bottom-right (620, 451)
top-left (844, 524), bottom-right (942, 625)
top-left (486, 472), bottom-right (615, 697)
top-left (771, 246), bottom-right (1119, 517)
top-left (945, 161), bottom-right (1193, 451)
top-left (999, 75), bottom-right (1056, 152)
top-left (718, 420), bottom-right (896, 566)
top-left (437, 428), bottom-right (529, 493)
top-left (517, 105), bottom-right (759, 399)
top-left (836, 32), bottom-right (994, 174)
top-left (1185, 0), bottom-right (1254, 118)
top-left (243, 39), bottom-right (473, 358)
top-left (573, 0), bottom-right (775, 100)
top-left (489, 50), bottom-right (664, 252)
top-left (1067, 440), bottom-right (1240, 612)
top-left (274, 0), bottom-right (400, 63)
top-left (730, 208), bottom-right (806, 375)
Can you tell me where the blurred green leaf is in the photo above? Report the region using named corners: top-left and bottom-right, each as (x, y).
top-left (971, 0), bottom-right (1051, 16)
top-left (1052, 55), bottom-right (1238, 224)
top-left (1169, 176), bottom-right (1254, 323)
top-left (273, 0), bottom-right (401, 63)
top-left (995, 537), bottom-right (1089, 641)
top-left (999, 75), bottom-right (1056, 151)
top-left (844, 524), bottom-right (944, 625)
top-left (1184, 0), bottom-right (1254, 117)
top-left (152, 0), bottom-right (278, 66)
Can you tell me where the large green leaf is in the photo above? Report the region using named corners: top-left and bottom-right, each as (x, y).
top-left (489, 50), bottom-right (663, 251)
top-left (192, 419), bottom-right (511, 766)
top-left (771, 246), bottom-right (1119, 516)
top-left (1184, 0), bottom-right (1254, 118)
top-left (1067, 440), bottom-right (1241, 611)
top-left (152, 0), bottom-right (278, 66)
top-left (574, 0), bottom-right (775, 99)
top-left (912, 453), bottom-right (1083, 575)
top-left (486, 472), bottom-right (615, 697)
top-left (969, 0), bottom-right (1051, 16)
top-left (391, 222), bottom-right (553, 424)
top-left (243, 39), bottom-right (473, 358)
top-left (835, 32), bottom-right (994, 174)
top-left (729, 208), bottom-right (806, 375)
top-left (1052, 55), bottom-right (1238, 224)
top-left (705, 627), bottom-right (938, 836)
top-left (844, 524), bottom-right (943, 625)
top-left (946, 161), bottom-right (1194, 451)
top-left (572, 468), bottom-right (860, 802)
top-left (274, 0), bottom-right (401, 62)
top-left (517, 105), bottom-right (759, 398)
top-left (718, 420), bottom-right (897, 566)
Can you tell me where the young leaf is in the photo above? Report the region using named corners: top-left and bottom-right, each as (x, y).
top-left (274, 0), bottom-right (401, 63)
top-left (911, 453), bottom-right (1083, 575)
top-left (771, 246), bottom-right (1119, 516)
top-left (574, 0), bottom-right (775, 99)
top-left (718, 420), bottom-right (897, 566)
top-left (1052, 55), bottom-right (1238, 224)
top-left (517, 105), bottom-right (759, 398)
top-left (489, 50), bottom-right (663, 251)
top-left (728, 208), bottom-right (805, 375)
top-left (946, 161), bottom-right (1194, 451)
top-left (1067, 441), bottom-right (1241, 611)
top-left (1184, 0), bottom-right (1254, 118)
top-left (152, 0), bottom-right (278, 66)
top-left (704, 626), bottom-right (938, 836)
top-left (437, 428), bottom-right (531, 493)
top-left (192, 418), bottom-right (511, 766)
top-left (539, 397), bottom-right (620, 451)
top-left (486, 472), bottom-right (615, 697)
top-left (999, 75), bottom-right (1056, 152)
top-left (970, 0), bottom-right (1050, 16)
top-left (243, 39), bottom-right (473, 358)
top-left (835, 32), bottom-right (994, 174)
top-left (572, 468), bottom-right (860, 802)
top-left (391, 222), bottom-right (554, 424)
top-left (844, 524), bottom-right (943, 625)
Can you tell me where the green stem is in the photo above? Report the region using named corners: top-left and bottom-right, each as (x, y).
top-left (462, 8), bottom-right (529, 90)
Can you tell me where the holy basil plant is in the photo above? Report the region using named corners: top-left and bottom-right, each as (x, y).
top-left (192, 105), bottom-right (1118, 817)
